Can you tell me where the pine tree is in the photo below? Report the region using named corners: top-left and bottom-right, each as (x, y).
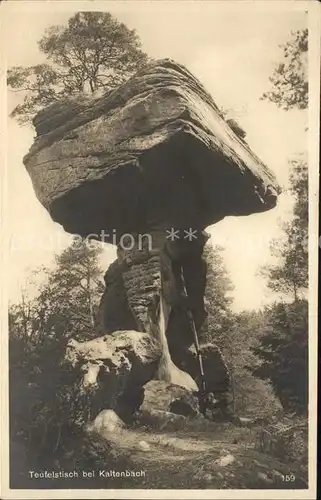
top-left (254, 28), bottom-right (308, 415)
top-left (261, 29), bottom-right (308, 110)
top-left (9, 239), bottom-right (104, 466)
top-left (8, 12), bottom-right (148, 123)
top-left (202, 245), bottom-right (281, 416)
top-left (37, 239), bottom-right (104, 341)
top-left (253, 301), bottom-right (308, 414)
top-left (202, 244), bottom-right (234, 347)
top-left (262, 158), bottom-right (308, 301)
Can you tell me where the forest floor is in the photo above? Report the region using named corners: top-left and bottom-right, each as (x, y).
top-left (11, 416), bottom-right (308, 490)
top-left (98, 419), bottom-right (308, 490)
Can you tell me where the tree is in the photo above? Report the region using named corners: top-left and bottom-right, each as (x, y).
top-left (37, 238), bottom-right (104, 340)
top-left (201, 245), bottom-right (281, 417)
top-left (262, 157), bottom-right (308, 301)
top-left (255, 162), bottom-right (308, 413)
top-left (252, 300), bottom-right (308, 414)
top-left (8, 11), bottom-right (148, 123)
top-left (201, 244), bottom-right (234, 347)
top-left (254, 29), bottom-right (309, 415)
top-left (9, 239), bottom-right (104, 470)
top-left (261, 29), bottom-right (308, 110)
top-left (260, 27), bottom-right (308, 301)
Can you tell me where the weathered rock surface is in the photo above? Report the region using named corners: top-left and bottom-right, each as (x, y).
top-left (24, 59), bottom-right (280, 239)
top-left (187, 342), bottom-right (230, 395)
top-left (169, 396), bottom-right (199, 418)
top-left (137, 408), bottom-right (187, 431)
top-left (85, 409), bottom-right (125, 435)
top-left (141, 380), bottom-right (199, 416)
top-left (65, 330), bottom-right (161, 417)
top-left (96, 235), bottom-right (204, 392)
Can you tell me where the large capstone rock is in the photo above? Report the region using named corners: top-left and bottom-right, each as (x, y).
top-left (24, 59), bottom-right (280, 240)
top-left (65, 330), bottom-right (161, 420)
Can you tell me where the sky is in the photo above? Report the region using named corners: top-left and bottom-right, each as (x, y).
top-left (3, 1), bottom-right (308, 311)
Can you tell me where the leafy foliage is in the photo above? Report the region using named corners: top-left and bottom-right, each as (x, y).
top-left (203, 246), bottom-right (281, 417)
top-left (8, 12), bottom-right (148, 123)
top-left (225, 311), bottom-right (282, 418)
top-left (261, 29), bottom-right (308, 109)
top-left (257, 412), bottom-right (308, 483)
top-left (202, 244), bottom-right (234, 347)
top-left (252, 301), bottom-right (308, 414)
top-left (9, 240), bottom-right (104, 469)
top-left (41, 239), bottom-right (105, 339)
top-left (262, 158), bottom-right (308, 301)
top-left (255, 26), bottom-right (309, 417)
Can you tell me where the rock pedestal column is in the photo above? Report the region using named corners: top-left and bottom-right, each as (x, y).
top-left (96, 229), bottom-right (213, 393)
top-left (117, 230), bottom-right (203, 391)
top-left (23, 59), bottom-right (280, 422)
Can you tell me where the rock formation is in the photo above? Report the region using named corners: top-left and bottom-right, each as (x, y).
top-left (141, 380), bottom-right (200, 416)
top-left (24, 59), bottom-right (280, 420)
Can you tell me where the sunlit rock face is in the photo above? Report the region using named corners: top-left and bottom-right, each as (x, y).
top-left (140, 380), bottom-right (200, 417)
top-left (65, 330), bottom-right (161, 418)
top-left (25, 59), bottom-right (280, 420)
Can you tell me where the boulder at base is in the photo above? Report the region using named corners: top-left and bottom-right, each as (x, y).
top-left (141, 380), bottom-right (199, 416)
top-left (65, 330), bottom-right (161, 419)
top-left (86, 409), bottom-right (125, 436)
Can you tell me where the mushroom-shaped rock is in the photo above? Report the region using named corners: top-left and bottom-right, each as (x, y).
top-left (25, 59), bottom-right (281, 408)
top-left (24, 59), bottom-right (280, 240)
